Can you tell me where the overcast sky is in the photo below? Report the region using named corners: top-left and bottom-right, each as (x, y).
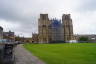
top-left (0, 0), bottom-right (96, 37)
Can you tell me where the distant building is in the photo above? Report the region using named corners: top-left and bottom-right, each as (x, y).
top-left (32, 34), bottom-right (39, 43)
top-left (3, 31), bottom-right (15, 42)
top-left (0, 26), bottom-right (3, 39)
top-left (38, 14), bottom-right (74, 43)
top-left (15, 36), bottom-right (25, 42)
top-left (24, 38), bottom-right (32, 43)
top-left (75, 34), bottom-right (96, 43)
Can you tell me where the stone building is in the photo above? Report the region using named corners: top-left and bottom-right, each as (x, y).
top-left (32, 34), bottom-right (39, 43)
top-left (75, 34), bottom-right (96, 43)
top-left (62, 14), bottom-right (74, 42)
top-left (3, 31), bottom-right (15, 42)
top-left (38, 14), bottom-right (51, 43)
top-left (23, 38), bottom-right (32, 43)
top-left (0, 26), bottom-right (3, 39)
top-left (38, 14), bottom-right (74, 43)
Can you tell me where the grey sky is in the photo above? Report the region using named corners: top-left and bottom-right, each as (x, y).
top-left (0, 0), bottom-right (96, 37)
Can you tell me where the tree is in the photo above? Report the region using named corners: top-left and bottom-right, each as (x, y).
top-left (79, 36), bottom-right (89, 41)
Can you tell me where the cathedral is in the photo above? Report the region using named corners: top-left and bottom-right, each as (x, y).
top-left (38, 14), bottom-right (74, 43)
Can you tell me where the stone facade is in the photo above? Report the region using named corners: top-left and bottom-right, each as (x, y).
top-left (32, 34), bottom-right (39, 43)
top-left (62, 14), bottom-right (74, 42)
top-left (38, 14), bottom-right (74, 43)
top-left (38, 14), bottom-right (51, 43)
top-left (3, 31), bottom-right (15, 42)
top-left (0, 26), bottom-right (3, 39)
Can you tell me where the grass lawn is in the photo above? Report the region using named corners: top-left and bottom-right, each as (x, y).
top-left (23, 43), bottom-right (96, 64)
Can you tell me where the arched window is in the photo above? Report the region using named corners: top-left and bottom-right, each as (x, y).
top-left (42, 25), bottom-right (46, 27)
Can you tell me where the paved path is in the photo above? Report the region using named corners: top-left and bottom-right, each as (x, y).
top-left (14, 45), bottom-right (45, 64)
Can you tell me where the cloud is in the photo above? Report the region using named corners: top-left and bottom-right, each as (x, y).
top-left (0, 0), bottom-right (38, 37)
top-left (76, 0), bottom-right (96, 12)
top-left (72, 11), bottom-right (96, 34)
top-left (0, 0), bottom-right (79, 37)
top-left (0, 0), bottom-right (96, 37)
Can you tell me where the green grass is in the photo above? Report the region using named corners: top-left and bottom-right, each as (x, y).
top-left (23, 43), bottom-right (96, 64)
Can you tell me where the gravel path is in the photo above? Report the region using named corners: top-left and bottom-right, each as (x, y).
top-left (14, 44), bottom-right (45, 64)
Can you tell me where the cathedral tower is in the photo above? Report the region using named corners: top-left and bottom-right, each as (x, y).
top-left (38, 14), bottom-right (51, 43)
top-left (62, 14), bottom-right (74, 42)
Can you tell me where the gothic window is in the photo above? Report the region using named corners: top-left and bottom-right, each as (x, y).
top-left (42, 15), bottom-right (47, 20)
top-left (48, 25), bottom-right (51, 29)
top-left (43, 38), bottom-right (47, 41)
top-left (42, 15), bottom-right (45, 20)
top-left (42, 25), bottom-right (46, 27)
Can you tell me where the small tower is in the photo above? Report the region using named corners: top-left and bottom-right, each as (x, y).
top-left (38, 14), bottom-right (51, 43)
top-left (62, 14), bottom-right (74, 42)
